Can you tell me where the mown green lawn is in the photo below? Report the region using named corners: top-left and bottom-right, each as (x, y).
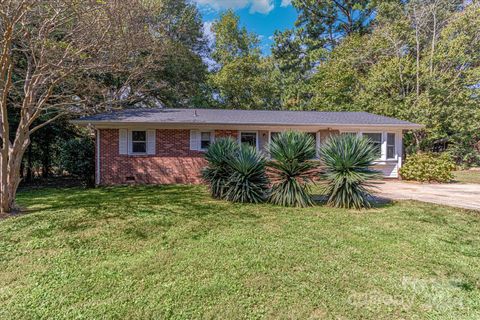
top-left (1, 186), bottom-right (479, 319)
top-left (454, 169), bottom-right (480, 184)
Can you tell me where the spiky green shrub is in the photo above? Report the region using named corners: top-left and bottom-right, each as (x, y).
top-left (320, 134), bottom-right (381, 209)
top-left (267, 131), bottom-right (319, 207)
top-left (202, 137), bottom-right (239, 199)
top-left (400, 153), bottom-right (456, 182)
top-left (224, 144), bottom-right (270, 204)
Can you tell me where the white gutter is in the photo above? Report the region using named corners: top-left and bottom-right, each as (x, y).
top-left (72, 120), bottom-right (424, 130)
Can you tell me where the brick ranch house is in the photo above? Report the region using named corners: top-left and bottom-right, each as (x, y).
top-left (73, 108), bottom-right (423, 185)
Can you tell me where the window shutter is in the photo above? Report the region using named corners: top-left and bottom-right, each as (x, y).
top-left (147, 130), bottom-right (156, 155)
top-left (190, 130), bottom-right (200, 151)
top-left (127, 130), bottom-right (133, 155)
top-left (119, 129), bottom-right (128, 155)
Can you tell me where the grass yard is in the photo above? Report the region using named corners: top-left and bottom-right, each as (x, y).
top-left (454, 169), bottom-right (480, 184)
top-left (1, 186), bottom-right (480, 319)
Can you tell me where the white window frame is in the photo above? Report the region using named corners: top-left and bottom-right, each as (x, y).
top-left (355, 131), bottom-right (400, 162)
top-left (386, 132), bottom-right (397, 160)
top-left (129, 130), bottom-right (148, 155)
top-left (339, 130), bottom-right (400, 162)
top-left (361, 131), bottom-right (384, 160)
top-left (239, 131), bottom-right (259, 149)
top-left (199, 131), bottom-right (215, 151)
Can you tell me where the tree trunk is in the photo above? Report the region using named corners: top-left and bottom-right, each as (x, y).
top-left (0, 152), bottom-right (10, 214)
top-left (0, 133), bottom-right (30, 214)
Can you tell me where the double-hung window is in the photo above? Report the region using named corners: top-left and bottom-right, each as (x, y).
top-left (363, 133), bottom-right (382, 158)
top-left (200, 132), bottom-right (212, 150)
top-left (386, 133), bottom-right (396, 159)
top-left (240, 132), bottom-right (257, 148)
top-left (131, 131), bottom-right (147, 154)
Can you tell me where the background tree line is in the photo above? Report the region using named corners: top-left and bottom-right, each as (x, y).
top-left (209, 0), bottom-right (480, 166)
top-left (2, 0), bottom-right (479, 211)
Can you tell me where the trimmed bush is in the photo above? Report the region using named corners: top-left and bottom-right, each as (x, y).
top-left (320, 134), bottom-right (381, 209)
top-left (267, 131), bottom-right (319, 207)
top-left (400, 153), bottom-right (456, 182)
top-left (202, 138), bottom-right (239, 199)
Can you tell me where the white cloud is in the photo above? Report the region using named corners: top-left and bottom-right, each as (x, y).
top-left (194, 0), bottom-right (275, 14)
top-left (280, 0), bottom-right (292, 7)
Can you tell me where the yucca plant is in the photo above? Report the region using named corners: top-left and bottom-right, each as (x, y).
top-left (320, 134), bottom-right (381, 209)
top-left (202, 137), bottom-right (239, 199)
top-left (224, 144), bottom-right (270, 204)
top-left (267, 131), bottom-right (319, 207)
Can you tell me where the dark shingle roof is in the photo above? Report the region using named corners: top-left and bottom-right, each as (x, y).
top-left (73, 108), bottom-right (423, 128)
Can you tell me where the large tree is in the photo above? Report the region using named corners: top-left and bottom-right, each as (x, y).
top-left (292, 0), bottom-right (376, 50)
top-left (208, 10), bottom-right (279, 109)
top-left (270, 29), bottom-right (317, 109)
top-left (310, 1), bottom-right (480, 153)
top-left (0, 0), bottom-right (200, 213)
top-left (139, 0), bottom-right (209, 107)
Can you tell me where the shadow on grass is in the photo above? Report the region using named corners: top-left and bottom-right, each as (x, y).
top-left (14, 185), bottom-right (264, 240)
top-left (312, 193), bottom-right (394, 210)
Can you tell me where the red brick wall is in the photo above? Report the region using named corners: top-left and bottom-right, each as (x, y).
top-left (215, 130), bottom-right (239, 139)
top-left (97, 129), bottom-right (238, 185)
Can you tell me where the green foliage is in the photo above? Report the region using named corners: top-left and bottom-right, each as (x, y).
top-left (224, 145), bottom-right (269, 204)
top-left (59, 136), bottom-right (95, 187)
top-left (292, 0), bottom-right (375, 50)
top-left (320, 134), bottom-right (381, 209)
top-left (209, 55), bottom-right (279, 109)
top-left (210, 10), bottom-right (260, 64)
top-left (400, 153), bottom-right (456, 183)
top-left (448, 133), bottom-right (480, 168)
top-left (137, 0), bottom-right (209, 107)
top-left (267, 131), bottom-right (318, 207)
top-left (267, 1), bottom-right (480, 164)
top-left (209, 10), bottom-right (279, 109)
top-left (270, 29), bottom-right (318, 109)
top-left (202, 138), bottom-right (239, 199)
top-left (203, 139), bottom-right (269, 204)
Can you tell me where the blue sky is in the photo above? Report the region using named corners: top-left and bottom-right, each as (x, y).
top-left (194, 0), bottom-right (299, 55)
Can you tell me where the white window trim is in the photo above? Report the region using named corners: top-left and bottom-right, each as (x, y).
top-left (239, 131), bottom-right (259, 149)
top-left (386, 132), bottom-right (397, 160)
top-left (359, 131), bottom-right (384, 161)
top-left (128, 129), bottom-right (148, 155)
top-left (355, 131), bottom-right (400, 162)
top-left (199, 131), bottom-right (215, 151)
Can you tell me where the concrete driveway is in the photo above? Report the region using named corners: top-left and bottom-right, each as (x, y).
top-left (376, 181), bottom-right (480, 211)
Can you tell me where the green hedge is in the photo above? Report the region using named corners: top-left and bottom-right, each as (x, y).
top-left (400, 153), bottom-right (456, 183)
